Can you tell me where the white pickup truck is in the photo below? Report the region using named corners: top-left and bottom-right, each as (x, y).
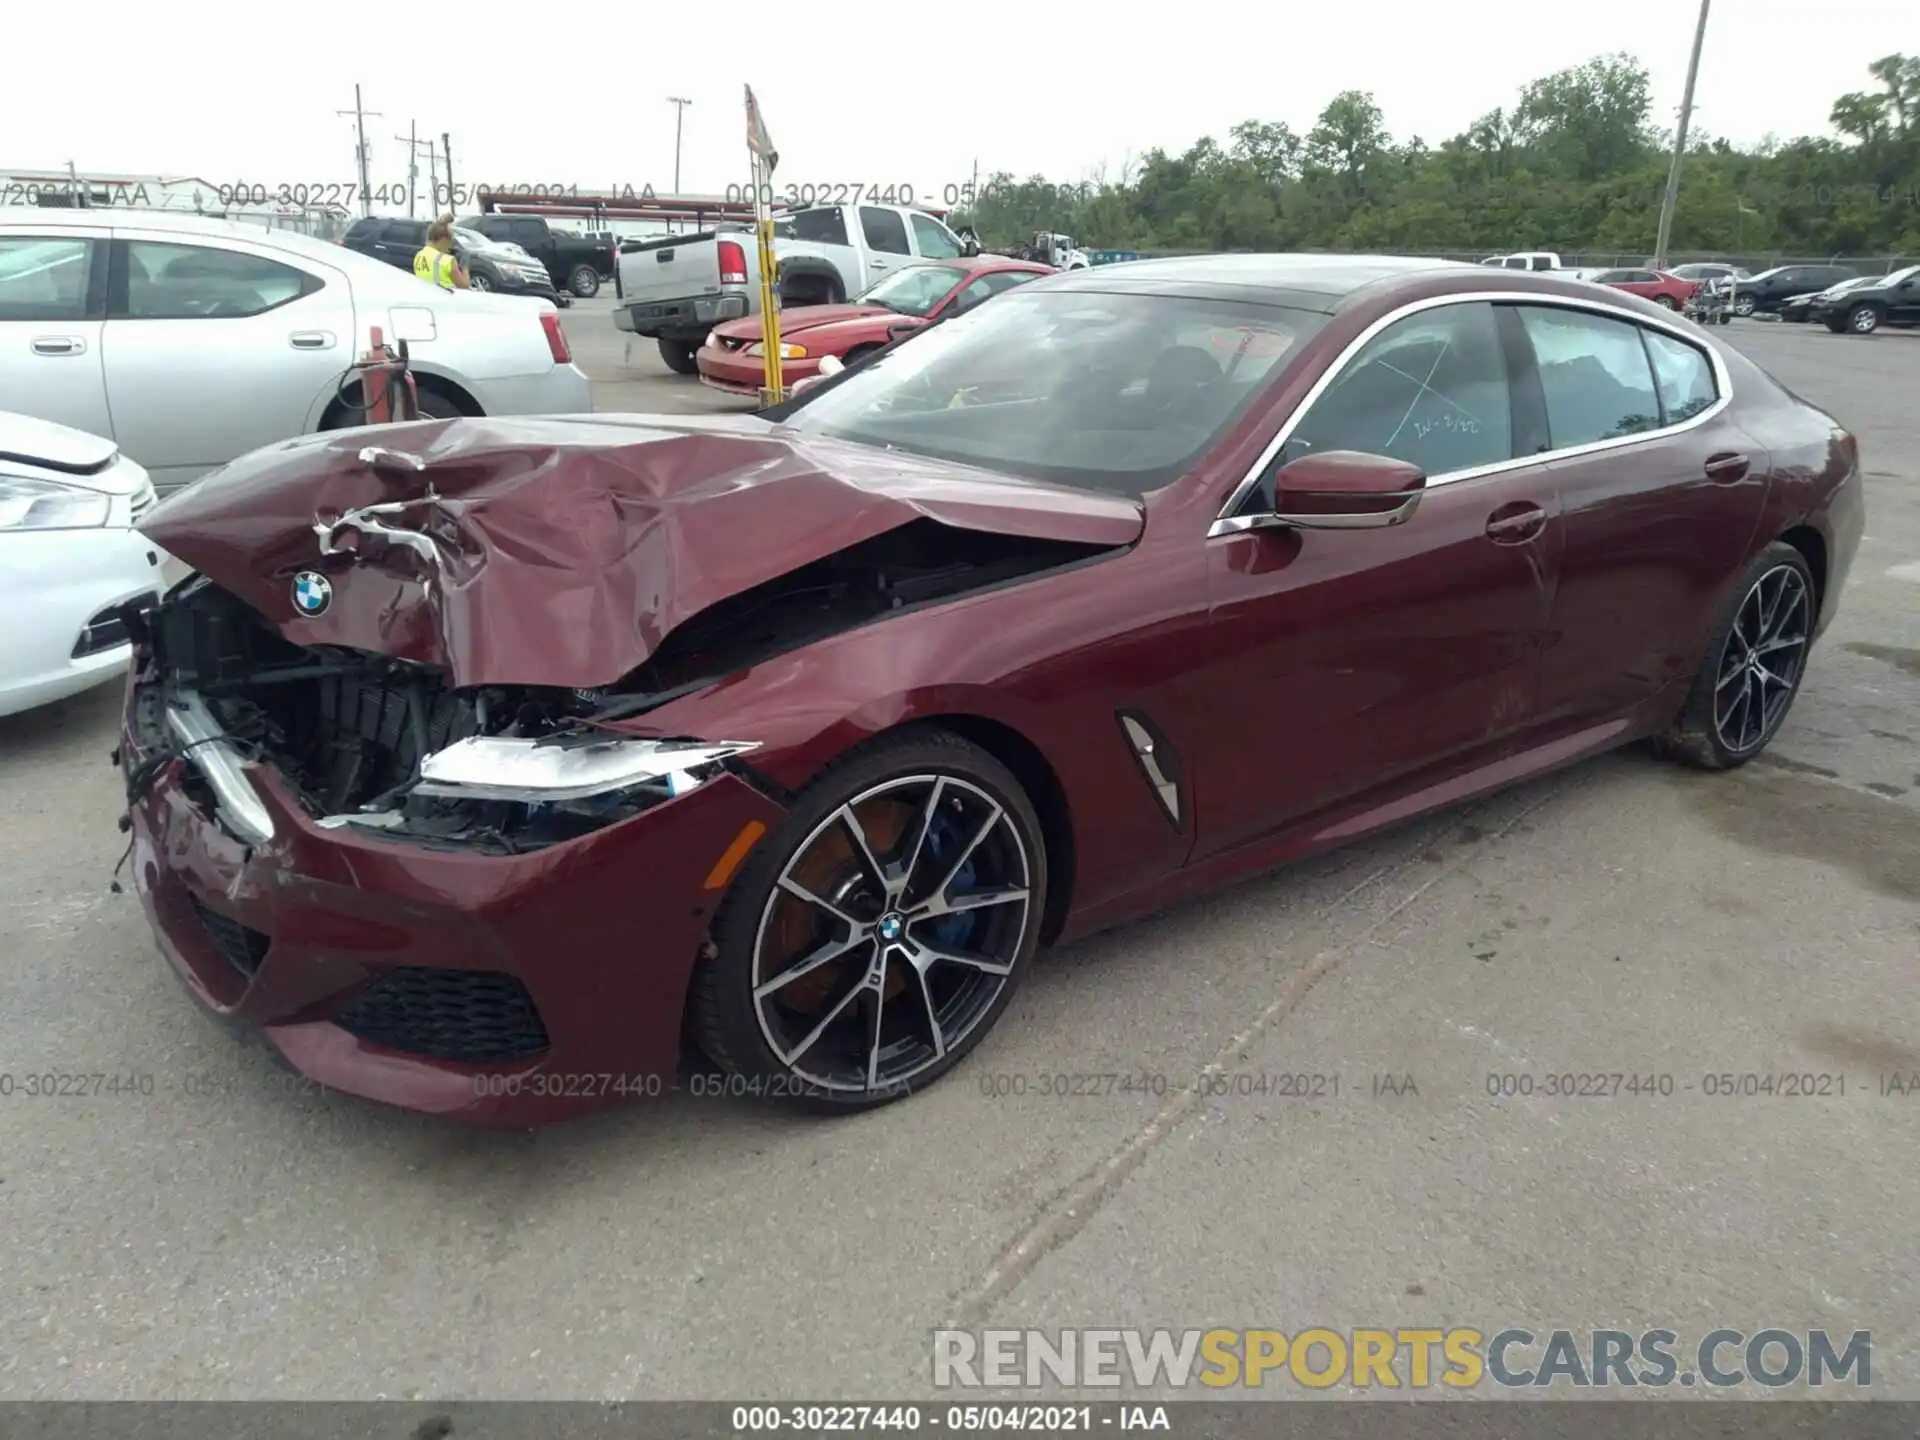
top-left (613, 202), bottom-right (976, 374)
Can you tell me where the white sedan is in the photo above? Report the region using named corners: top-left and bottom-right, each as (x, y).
top-left (0, 208), bottom-right (593, 499)
top-left (0, 411), bottom-right (170, 717)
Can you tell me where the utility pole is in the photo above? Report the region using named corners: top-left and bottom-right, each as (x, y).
top-left (441, 133), bottom-right (454, 214)
top-left (393, 122), bottom-right (420, 216)
top-left (668, 97), bottom-right (692, 193)
top-left (337, 85), bottom-right (382, 217)
top-left (395, 123), bottom-right (420, 216)
top-left (1652, 0), bottom-right (1711, 269)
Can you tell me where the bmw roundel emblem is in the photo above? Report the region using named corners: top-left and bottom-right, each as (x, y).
top-left (291, 570), bottom-right (332, 617)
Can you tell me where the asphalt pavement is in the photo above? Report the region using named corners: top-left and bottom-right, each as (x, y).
top-left (0, 303), bottom-right (1914, 1401)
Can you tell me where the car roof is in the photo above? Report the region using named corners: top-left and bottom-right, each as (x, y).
top-left (0, 205), bottom-right (420, 282)
top-left (1020, 253), bottom-right (1594, 313)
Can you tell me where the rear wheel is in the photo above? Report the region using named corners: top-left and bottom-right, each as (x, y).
top-left (1656, 543), bottom-right (1815, 771)
top-left (1653, 294), bottom-right (1678, 309)
top-left (568, 264), bottom-right (600, 298)
top-left (657, 338), bottom-right (699, 375)
top-left (692, 729), bottom-right (1047, 1111)
top-left (1846, 304), bottom-right (1882, 334)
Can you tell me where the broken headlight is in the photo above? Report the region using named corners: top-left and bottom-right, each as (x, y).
top-left (412, 735), bottom-right (759, 804)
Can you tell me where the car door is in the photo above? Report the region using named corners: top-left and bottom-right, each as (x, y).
top-left (100, 231), bottom-right (358, 494)
top-left (1193, 299), bottom-right (1563, 858)
top-left (856, 207), bottom-right (913, 287)
top-left (378, 219), bottom-right (428, 271)
top-left (1887, 268), bottom-right (1920, 323)
top-left (1514, 301), bottom-right (1767, 732)
top-left (0, 231), bottom-right (113, 440)
top-left (908, 213), bottom-right (965, 262)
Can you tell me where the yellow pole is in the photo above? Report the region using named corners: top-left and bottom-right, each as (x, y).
top-left (751, 153), bottom-right (784, 405)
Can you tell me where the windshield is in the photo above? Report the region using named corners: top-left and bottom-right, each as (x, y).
top-left (776, 289), bottom-right (1325, 497)
top-left (858, 264), bottom-right (966, 316)
top-left (453, 227), bottom-right (491, 250)
top-left (1880, 265), bottom-right (1918, 287)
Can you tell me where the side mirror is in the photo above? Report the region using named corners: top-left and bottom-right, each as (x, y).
top-left (1266, 451), bottom-right (1426, 529)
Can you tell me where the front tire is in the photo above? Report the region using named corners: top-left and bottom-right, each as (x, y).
top-left (467, 272), bottom-right (493, 292)
top-left (1732, 294), bottom-right (1756, 316)
top-left (691, 729), bottom-right (1048, 1111)
top-left (568, 264), bottom-right (600, 298)
top-left (1846, 304), bottom-right (1882, 334)
top-left (657, 338), bottom-right (699, 375)
top-left (1655, 543), bottom-right (1815, 771)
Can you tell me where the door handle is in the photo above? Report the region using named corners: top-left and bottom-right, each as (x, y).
top-left (31, 336), bottom-right (84, 356)
top-left (289, 331), bottom-right (335, 350)
top-left (1485, 503), bottom-right (1546, 543)
top-left (1704, 452), bottom-right (1749, 483)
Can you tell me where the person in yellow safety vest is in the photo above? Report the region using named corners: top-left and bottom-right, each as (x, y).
top-left (413, 216), bottom-right (469, 292)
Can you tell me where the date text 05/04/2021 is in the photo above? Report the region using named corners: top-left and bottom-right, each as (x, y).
top-left (726, 1404), bottom-right (1169, 1432)
top-left (206, 182), bottom-right (664, 210)
top-left (724, 180), bottom-right (1092, 210)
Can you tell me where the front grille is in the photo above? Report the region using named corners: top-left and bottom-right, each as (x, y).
top-left (188, 893), bottom-right (270, 977)
top-left (72, 591), bottom-right (158, 658)
top-left (333, 968), bottom-right (550, 1064)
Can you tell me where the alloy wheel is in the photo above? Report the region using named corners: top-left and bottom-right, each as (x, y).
top-left (1733, 295), bottom-right (1756, 316)
top-left (1712, 564), bottom-right (1811, 755)
top-left (750, 774), bottom-right (1033, 1093)
top-left (469, 273), bottom-right (492, 292)
top-left (1848, 305), bottom-right (1880, 334)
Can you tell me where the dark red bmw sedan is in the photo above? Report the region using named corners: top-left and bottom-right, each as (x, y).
top-left (122, 255), bottom-right (1863, 1124)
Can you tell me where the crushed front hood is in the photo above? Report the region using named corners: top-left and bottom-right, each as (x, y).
top-left (139, 414), bottom-right (1144, 689)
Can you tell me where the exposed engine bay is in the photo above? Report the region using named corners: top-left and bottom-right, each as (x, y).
top-left (126, 520), bottom-right (1117, 853)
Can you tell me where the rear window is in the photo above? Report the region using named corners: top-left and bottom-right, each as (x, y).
top-left (779, 207), bottom-right (849, 245)
top-left (778, 289), bottom-right (1324, 497)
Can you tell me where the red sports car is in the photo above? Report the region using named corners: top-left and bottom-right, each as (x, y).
top-left (696, 257), bottom-right (1052, 395)
top-left (122, 255), bottom-right (1862, 1125)
top-left (1584, 266), bottom-right (1699, 310)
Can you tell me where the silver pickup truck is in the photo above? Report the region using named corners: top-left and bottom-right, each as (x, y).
top-left (613, 202), bottom-right (975, 374)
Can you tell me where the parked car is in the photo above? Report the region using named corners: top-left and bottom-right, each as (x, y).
top-left (1480, 252), bottom-right (1564, 271)
top-left (0, 410), bottom-right (168, 716)
top-left (1778, 273), bottom-right (1883, 323)
top-left (695, 257), bottom-right (1052, 396)
top-left (120, 254), bottom-right (1861, 1124)
top-left (1808, 264), bottom-right (1920, 333)
top-left (1721, 264), bottom-right (1859, 316)
top-left (614, 203), bottom-right (977, 375)
top-left (459, 215), bottom-right (617, 298)
top-left (0, 210), bottom-right (591, 497)
top-left (1584, 267), bottom-right (1697, 309)
top-left (1665, 263), bottom-right (1752, 286)
top-left (341, 217), bottom-right (566, 304)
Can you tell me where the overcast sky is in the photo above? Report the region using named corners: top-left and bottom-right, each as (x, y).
top-left (4, 0), bottom-right (1907, 207)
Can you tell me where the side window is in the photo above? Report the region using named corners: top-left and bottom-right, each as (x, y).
top-left (1642, 330), bottom-right (1717, 425)
top-left (0, 235), bottom-right (94, 320)
top-left (1516, 306), bottom-right (1663, 447)
top-left (910, 213), bottom-right (963, 259)
top-left (391, 221), bottom-right (426, 250)
top-left (343, 218), bottom-right (383, 246)
top-left (1284, 301), bottom-right (1514, 478)
top-left (949, 277), bottom-right (1000, 314)
top-left (859, 207), bottom-right (912, 256)
top-left (510, 220), bottom-right (546, 248)
top-left (118, 241), bottom-right (319, 320)
top-left (1626, 270), bottom-right (1659, 283)
top-left (985, 270), bottom-right (1039, 296)
top-left (788, 207), bottom-right (849, 245)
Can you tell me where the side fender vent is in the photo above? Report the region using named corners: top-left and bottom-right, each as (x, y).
top-left (1117, 709), bottom-right (1183, 830)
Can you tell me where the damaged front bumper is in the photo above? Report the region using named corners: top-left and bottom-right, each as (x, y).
top-left (119, 584), bottom-right (788, 1125)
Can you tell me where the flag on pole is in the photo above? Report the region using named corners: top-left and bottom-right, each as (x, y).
top-left (745, 84), bottom-right (779, 175)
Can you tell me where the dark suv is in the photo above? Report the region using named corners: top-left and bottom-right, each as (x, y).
top-left (340, 217), bottom-right (564, 303)
top-left (1727, 263), bottom-right (1858, 316)
top-left (1809, 264), bottom-right (1920, 334)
